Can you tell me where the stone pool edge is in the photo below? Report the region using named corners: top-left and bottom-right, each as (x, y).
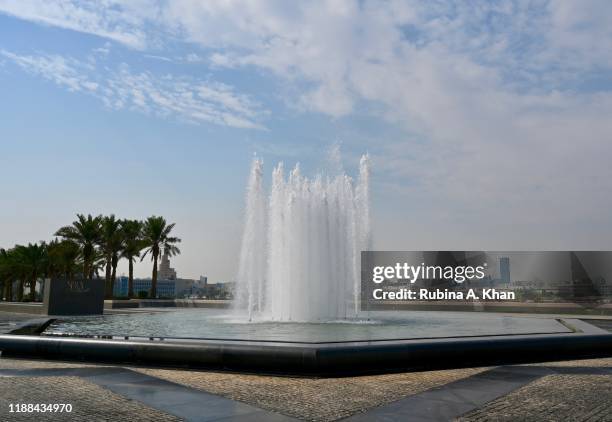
top-left (0, 319), bottom-right (611, 376)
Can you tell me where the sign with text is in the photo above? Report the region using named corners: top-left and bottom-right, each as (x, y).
top-left (361, 251), bottom-right (612, 309)
top-left (43, 278), bottom-right (105, 316)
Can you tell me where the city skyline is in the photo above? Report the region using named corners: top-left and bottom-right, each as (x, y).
top-left (2, 1), bottom-right (612, 282)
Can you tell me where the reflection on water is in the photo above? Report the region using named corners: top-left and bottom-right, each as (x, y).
top-left (45, 309), bottom-right (570, 342)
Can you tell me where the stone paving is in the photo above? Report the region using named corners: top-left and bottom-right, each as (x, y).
top-left (134, 366), bottom-right (489, 421)
top-left (527, 357), bottom-right (612, 367)
top-left (0, 313), bottom-right (41, 334)
top-left (457, 374), bottom-right (612, 421)
top-left (0, 358), bottom-right (102, 370)
top-left (0, 376), bottom-right (181, 421)
top-left (587, 319), bottom-right (612, 332)
top-left (2, 312), bottom-right (612, 420)
top-left (1, 357), bottom-right (612, 421)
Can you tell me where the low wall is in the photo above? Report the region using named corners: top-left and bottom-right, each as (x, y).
top-left (104, 300), bottom-right (139, 309)
top-left (174, 299), bottom-right (230, 309)
top-left (0, 302), bottom-right (45, 315)
top-left (0, 319), bottom-right (610, 376)
top-left (104, 299), bottom-right (231, 309)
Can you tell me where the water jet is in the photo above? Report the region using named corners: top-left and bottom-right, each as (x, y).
top-left (235, 154), bottom-right (371, 322)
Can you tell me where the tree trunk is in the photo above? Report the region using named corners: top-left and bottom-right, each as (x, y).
top-left (17, 279), bottom-right (24, 302)
top-left (151, 253), bottom-right (158, 298)
top-left (84, 250), bottom-right (90, 280)
top-left (5, 280), bottom-right (13, 301)
top-left (110, 254), bottom-right (118, 298)
top-left (30, 277), bottom-right (36, 299)
top-left (128, 258), bottom-right (134, 299)
top-left (105, 254), bottom-right (112, 298)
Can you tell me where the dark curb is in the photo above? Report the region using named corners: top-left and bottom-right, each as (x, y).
top-left (1, 325), bottom-right (612, 376)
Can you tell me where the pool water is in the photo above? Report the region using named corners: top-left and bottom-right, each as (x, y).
top-left (44, 308), bottom-right (571, 343)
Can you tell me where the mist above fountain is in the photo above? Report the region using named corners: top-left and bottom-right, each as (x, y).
top-left (235, 154), bottom-right (371, 322)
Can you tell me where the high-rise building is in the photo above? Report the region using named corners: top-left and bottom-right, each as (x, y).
top-left (158, 252), bottom-right (177, 280)
top-left (500, 257), bottom-right (510, 283)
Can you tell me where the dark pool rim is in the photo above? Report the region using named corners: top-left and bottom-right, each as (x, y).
top-left (1, 318), bottom-right (611, 376)
top-left (37, 314), bottom-right (577, 344)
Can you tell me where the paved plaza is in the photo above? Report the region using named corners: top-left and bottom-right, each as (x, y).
top-left (1, 311), bottom-right (612, 420)
top-left (0, 356), bottom-right (612, 421)
top-left (0, 313), bottom-right (42, 334)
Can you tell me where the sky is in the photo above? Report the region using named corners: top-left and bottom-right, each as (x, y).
top-left (1, 1), bottom-right (612, 282)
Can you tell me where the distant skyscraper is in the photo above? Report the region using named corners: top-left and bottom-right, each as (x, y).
top-left (500, 257), bottom-right (510, 283)
top-left (158, 252), bottom-right (177, 280)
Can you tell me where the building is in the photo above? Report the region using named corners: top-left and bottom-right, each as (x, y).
top-left (158, 252), bottom-right (177, 280)
top-left (174, 278), bottom-right (197, 298)
top-left (113, 276), bottom-right (176, 298)
top-left (212, 281), bottom-right (235, 299)
top-left (111, 271), bottom-right (220, 299)
top-left (500, 257), bottom-right (510, 283)
top-left (113, 276), bottom-right (128, 297)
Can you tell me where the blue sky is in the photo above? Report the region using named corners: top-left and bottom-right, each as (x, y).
top-left (1, 1), bottom-right (612, 281)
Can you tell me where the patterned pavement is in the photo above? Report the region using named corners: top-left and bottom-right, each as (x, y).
top-left (458, 374), bottom-right (612, 421)
top-left (0, 376), bottom-right (180, 421)
top-left (134, 366), bottom-right (489, 421)
top-left (1, 357), bottom-right (612, 421)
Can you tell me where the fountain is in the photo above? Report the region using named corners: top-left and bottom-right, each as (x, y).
top-left (15, 155), bottom-right (605, 375)
top-left (235, 154), bottom-right (371, 321)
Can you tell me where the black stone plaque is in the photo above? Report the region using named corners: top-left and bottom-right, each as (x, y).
top-left (43, 278), bottom-right (105, 316)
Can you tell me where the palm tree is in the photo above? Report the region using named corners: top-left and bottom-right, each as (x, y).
top-left (13, 243), bottom-right (47, 301)
top-left (141, 216), bottom-right (181, 298)
top-left (9, 245), bottom-right (30, 301)
top-left (0, 248), bottom-right (16, 301)
top-left (2, 248), bottom-right (18, 301)
top-left (120, 219), bottom-right (144, 298)
top-left (91, 249), bottom-right (107, 279)
top-left (99, 215), bottom-right (123, 298)
top-left (47, 239), bottom-right (81, 280)
top-left (27, 243), bottom-right (47, 299)
top-left (55, 214), bottom-right (102, 279)
top-left (0, 248), bottom-right (7, 300)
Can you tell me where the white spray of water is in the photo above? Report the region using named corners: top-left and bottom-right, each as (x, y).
top-left (235, 157), bottom-right (267, 318)
top-left (235, 154), bottom-right (371, 321)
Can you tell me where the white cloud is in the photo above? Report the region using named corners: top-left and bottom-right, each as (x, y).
top-left (184, 53), bottom-right (204, 63)
top-left (2, 1), bottom-right (612, 244)
top-left (0, 0), bottom-right (154, 49)
top-left (187, 2), bottom-right (612, 225)
top-left (104, 67), bottom-right (264, 129)
top-left (154, 1), bottom-right (612, 219)
top-left (160, 0), bottom-right (612, 114)
top-left (0, 49), bottom-right (97, 92)
top-left (1, 49), bottom-right (265, 129)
